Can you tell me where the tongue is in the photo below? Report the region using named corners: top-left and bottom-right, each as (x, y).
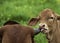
top-left (39, 27), bottom-right (47, 32)
top-left (41, 29), bottom-right (44, 31)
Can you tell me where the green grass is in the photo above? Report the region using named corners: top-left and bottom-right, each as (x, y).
top-left (34, 33), bottom-right (48, 43)
top-left (0, 0), bottom-right (60, 43)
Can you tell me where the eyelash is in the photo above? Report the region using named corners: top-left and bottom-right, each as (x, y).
top-left (49, 17), bottom-right (54, 19)
top-left (51, 17), bottom-right (54, 19)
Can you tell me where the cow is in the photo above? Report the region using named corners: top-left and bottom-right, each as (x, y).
top-left (0, 20), bottom-right (44, 43)
top-left (28, 8), bottom-right (60, 43)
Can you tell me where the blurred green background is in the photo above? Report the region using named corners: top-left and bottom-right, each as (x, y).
top-left (0, 0), bottom-right (60, 43)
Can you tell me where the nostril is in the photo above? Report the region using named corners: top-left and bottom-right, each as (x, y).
top-left (39, 23), bottom-right (46, 27)
top-left (42, 25), bottom-right (45, 27)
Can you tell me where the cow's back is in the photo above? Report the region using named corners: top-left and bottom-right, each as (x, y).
top-left (2, 24), bottom-right (34, 43)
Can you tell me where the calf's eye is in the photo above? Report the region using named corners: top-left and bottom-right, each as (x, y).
top-left (49, 17), bottom-right (54, 19)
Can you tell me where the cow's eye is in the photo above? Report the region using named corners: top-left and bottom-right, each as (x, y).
top-left (48, 17), bottom-right (54, 21)
top-left (50, 17), bottom-right (54, 19)
top-left (49, 17), bottom-right (54, 19)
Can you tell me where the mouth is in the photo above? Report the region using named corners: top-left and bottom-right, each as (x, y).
top-left (39, 26), bottom-right (49, 33)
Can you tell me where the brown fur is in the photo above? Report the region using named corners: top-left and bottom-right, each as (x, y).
top-left (0, 20), bottom-right (20, 43)
top-left (28, 8), bottom-right (60, 43)
top-left (0, 23), bottom-right (34, 43)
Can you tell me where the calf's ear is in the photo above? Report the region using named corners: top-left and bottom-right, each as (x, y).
top-left (3, 20), bottom-right (19, 26)
top-left (57, 16), bottom-right (60, 20)
top-left (28, 17), bottom-right (40, 26)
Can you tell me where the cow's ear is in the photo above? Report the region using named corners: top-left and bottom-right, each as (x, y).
top-left (57, 16), bottom-right (60, 20)
top-left (28, 17), bottom-right (40, 26)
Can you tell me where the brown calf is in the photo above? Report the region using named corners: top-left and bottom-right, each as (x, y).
top-left (0, 24), bottom-right (34, 43)
top-left (0, 20), bottom-right (43, 43)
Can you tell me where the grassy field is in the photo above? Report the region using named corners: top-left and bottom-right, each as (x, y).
top-left (0, 0), bottom-right (60, 43)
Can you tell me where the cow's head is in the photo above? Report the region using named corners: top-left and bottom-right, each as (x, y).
top-left (28, 9), bottom-right (60, 33)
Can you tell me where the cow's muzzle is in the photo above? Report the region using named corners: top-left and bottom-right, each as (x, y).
top-left (39, 23), bottom-right (49, 33)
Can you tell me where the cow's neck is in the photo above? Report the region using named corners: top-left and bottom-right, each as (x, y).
top-left (48, 20), bottom-right (60, 43)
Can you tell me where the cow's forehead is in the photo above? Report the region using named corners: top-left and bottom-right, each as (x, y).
top-left (40, 8), bottom-right (56, 18)
top-left (40, 13), bottom-right (55, 18)
top-left (40, 14), bottom-right (52, 17)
